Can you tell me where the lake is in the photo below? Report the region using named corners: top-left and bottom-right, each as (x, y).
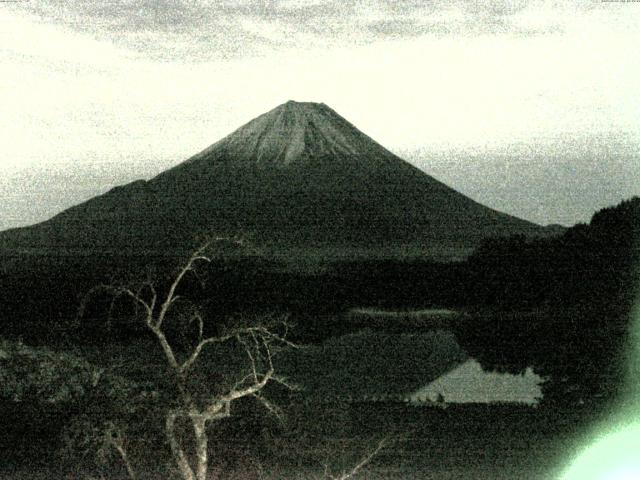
top-left (282, 318), bottom-right (544, 404)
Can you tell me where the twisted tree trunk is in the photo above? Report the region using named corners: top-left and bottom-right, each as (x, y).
top-left (166, 412), bottom-right (196, 480)
top-left (192, 415), bottom-right (209, 480)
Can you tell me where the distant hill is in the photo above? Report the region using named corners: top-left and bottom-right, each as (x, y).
top-left (0, 101), bottom-right (553, 265)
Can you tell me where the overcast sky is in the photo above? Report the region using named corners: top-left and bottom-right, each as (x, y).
top-left (1, 0), bottom-right (639, 229)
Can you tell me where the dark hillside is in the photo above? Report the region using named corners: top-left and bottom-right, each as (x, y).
top-left (455, 197), bottom-right (640, 406)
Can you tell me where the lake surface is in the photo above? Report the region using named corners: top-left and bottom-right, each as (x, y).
top-left (409, 358), bottom-right (543, 405)
top-left (283, 326), bottom-right (543, 404)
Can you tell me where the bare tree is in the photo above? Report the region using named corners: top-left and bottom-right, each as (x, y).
top-left (80, 238), bottom-right (296, 480)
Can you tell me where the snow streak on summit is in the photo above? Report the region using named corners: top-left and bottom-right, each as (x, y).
top-left (188, 101), bottom-right (392, 165)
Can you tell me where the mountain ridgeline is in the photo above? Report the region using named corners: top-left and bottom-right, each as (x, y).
top-left (0, 101), bottom-right (547, 263)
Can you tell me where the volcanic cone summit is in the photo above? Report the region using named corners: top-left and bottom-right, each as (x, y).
top-left (175, 100), bottom-right (399, 169)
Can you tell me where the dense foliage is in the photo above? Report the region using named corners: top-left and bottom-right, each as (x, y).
top-left (0, 338), bottom-right (164, 475)
top-left (456, 197), bottom-right (639, 405)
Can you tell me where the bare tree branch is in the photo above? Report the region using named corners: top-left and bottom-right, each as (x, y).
top-left (325, 438), bottom-right (388, 480)
top-left (150, 325), bottom-right (180, 371)
top-left (191, 311), bottom-right (204, 342)
top-left (253, 325), bottom-right (300, 350)
top-left (156, 241), bottom-right (213, 330)
top-left (220, 365), bottom-right (275, 404)
top-left (238, 334), bottom-right (259, 383)
top-left (270, 374), bottom-right (302, 392)
top-left (179, 334), bottom-right (235, 374)
top-left (252, 393), bottom-right (284, 422)
top-left (104, 423), bottom-right (137, 480)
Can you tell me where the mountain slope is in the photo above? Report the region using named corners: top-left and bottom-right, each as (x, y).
top-left (0, 101), bottom-right (546, 262)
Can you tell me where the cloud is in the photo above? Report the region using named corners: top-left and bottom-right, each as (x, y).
top-left (6, 0), bottom-right (603, 62)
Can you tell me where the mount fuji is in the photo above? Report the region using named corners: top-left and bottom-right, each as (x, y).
top-left (0, 101), bottom-right (547, 262)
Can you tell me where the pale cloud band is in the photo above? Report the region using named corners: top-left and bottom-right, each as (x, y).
top-left (6, 0), bottom-right (607, 61)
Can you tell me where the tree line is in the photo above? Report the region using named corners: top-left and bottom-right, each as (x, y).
top-left (456, 197), bottom-right (639, 406)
